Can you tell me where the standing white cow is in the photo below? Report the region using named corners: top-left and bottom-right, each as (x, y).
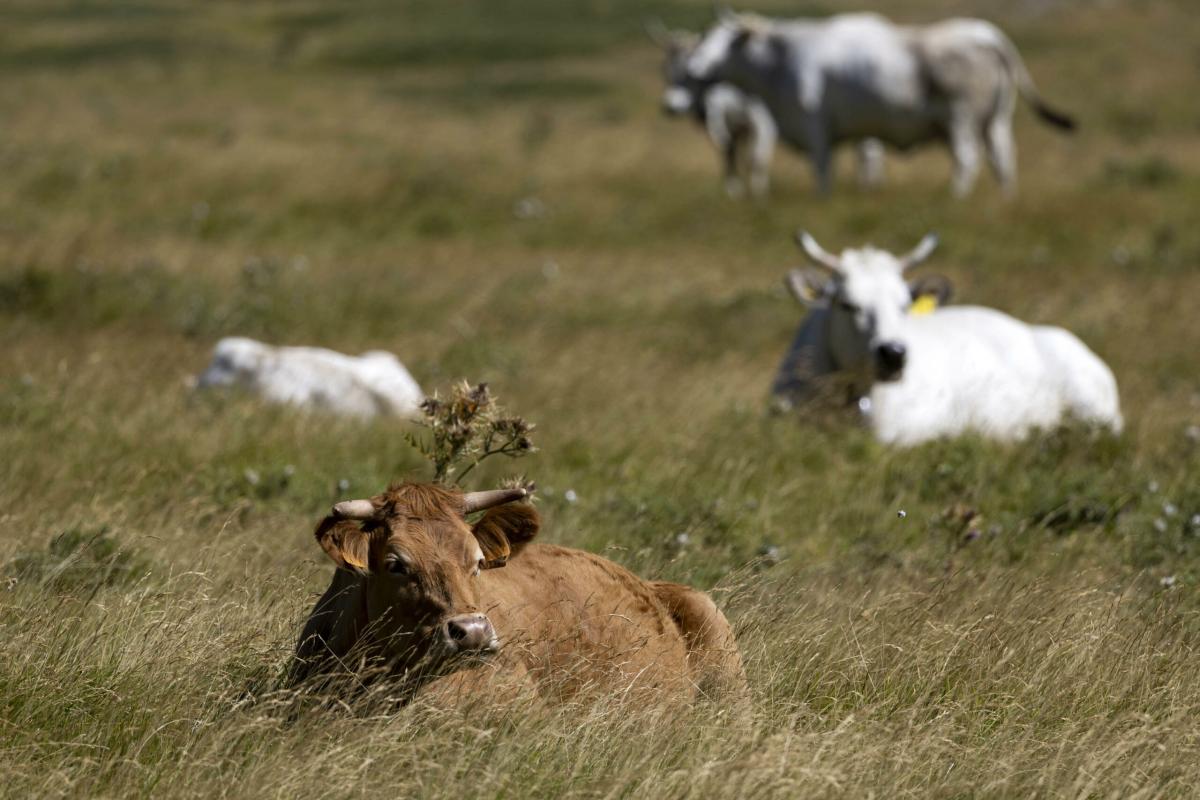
top-left (196, 337), bottom-right (424, 419)
top-left (686, 11), bottom-right (1076, 196)
top-left (649, 20), bottom-right (884, 197)
top-left (782, 233), bottom-right (1122, 444)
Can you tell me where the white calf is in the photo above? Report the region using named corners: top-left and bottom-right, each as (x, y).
top-left (197, 337), bottom-right (424, 419)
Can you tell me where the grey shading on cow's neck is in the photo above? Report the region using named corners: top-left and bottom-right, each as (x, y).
top-left (771, 242), bottom-right (952, 412)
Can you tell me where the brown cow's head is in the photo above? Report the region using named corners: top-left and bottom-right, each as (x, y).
top-left (314, 482), bottom-right (539, 673)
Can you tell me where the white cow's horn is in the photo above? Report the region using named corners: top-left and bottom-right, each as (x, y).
top-left (795, 231), bottom-right (843, 273)
top-left (332, 499), bottom-right (376, 519)
top-left (462, 487), bottom-right (530, 514)
top-left (644, 18), bottom-right (671, 46)
top-left (898, 233), bottom-right (939, 272)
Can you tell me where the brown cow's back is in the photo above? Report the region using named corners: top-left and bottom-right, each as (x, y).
top-left (467, 543), bottom-right (749, 705)
top-left (479, 543), bottom-right (694, 700)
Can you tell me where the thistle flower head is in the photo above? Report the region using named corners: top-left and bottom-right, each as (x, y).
top-left (406, 381), bottom-right (538, 484)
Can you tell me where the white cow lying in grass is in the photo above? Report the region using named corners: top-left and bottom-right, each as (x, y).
top-left (783, 233), bottom-right (1122, 444)
top-left (197, 337), bottom-right (424, 419)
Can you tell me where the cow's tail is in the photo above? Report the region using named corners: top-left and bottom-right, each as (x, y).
top-left (982, 24), bottom-right (1076, 132)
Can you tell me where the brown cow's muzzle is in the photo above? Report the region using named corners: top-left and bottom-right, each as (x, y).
top-left (442, 614), bottom-right (498, 654)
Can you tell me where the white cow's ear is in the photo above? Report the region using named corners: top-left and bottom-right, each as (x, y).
top-left (908, 274), bottom-right (954, 306)
top-left (784, 269), bottom-right (829, 307)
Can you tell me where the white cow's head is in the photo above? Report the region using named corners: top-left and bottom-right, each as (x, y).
top-left (645, 20), bottom-right (703, 116)
top-left (685, 10), bottom-right (771, 83)
top-left (788, 232), bottom-right (940, 382)
top-left (197, 337), bottom-right (271, 389)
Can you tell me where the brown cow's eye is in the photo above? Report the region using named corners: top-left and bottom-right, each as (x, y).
top-left (387, 558), bottom-right (411, 576)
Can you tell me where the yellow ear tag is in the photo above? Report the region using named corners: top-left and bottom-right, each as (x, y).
top-left (910, 295), bottom-right (938, 316)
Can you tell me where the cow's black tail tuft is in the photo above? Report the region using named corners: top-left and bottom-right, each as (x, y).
top-left (1034, 100), bottom-right (1077, 132)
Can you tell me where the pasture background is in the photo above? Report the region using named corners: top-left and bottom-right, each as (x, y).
top-left (2, 0), bottom-right (1200, 796)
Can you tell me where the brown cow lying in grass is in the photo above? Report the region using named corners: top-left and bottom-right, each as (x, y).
top-left (286, 482), bottom-right (747, 708)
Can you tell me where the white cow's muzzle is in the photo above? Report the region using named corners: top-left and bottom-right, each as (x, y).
top-left (661, 87), bottom-right (693, 115)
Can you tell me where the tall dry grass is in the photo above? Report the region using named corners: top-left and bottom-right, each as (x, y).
top-left (2, 569), bottom-right (1197, 796)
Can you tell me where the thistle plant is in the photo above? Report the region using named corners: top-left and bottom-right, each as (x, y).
top-left (405, 381), bottom-right (536, 484)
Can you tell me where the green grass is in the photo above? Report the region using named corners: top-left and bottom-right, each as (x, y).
top-left (3, 0), bottom-right (1200, 795)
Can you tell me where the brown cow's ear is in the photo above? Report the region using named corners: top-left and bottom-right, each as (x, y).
top-left (471, 504), bottom-right (541, 569)
top-left (314, 516), bottom-right (373, 573)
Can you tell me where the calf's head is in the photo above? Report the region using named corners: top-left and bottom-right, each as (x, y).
top-left (788, 232), bottom-right (941, 382)
top-left (197, 337), bottom-right (270, 390)
top-left (646, 20), bottom-right (704, 116)
top-left (315, 483), bottom-right (539, 670)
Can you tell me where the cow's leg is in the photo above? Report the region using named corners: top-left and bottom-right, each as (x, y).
top-left (948, 110), bottom-right (981, 198)
top-left (650, 581), bottom-right (748, 713)
top-left (797, 72), bottom-right (832, 194)
top-left (747, 158), bottom-right (770, 201)
top-left (805, 125), bottom-right (833, 196)
top-left (855, 139), bottom-right (885, 189)
top-left (735, 136), bottom-right (768, 202)
top-left (722, 139), bottom-right (745, 198)
top-left (705, 110), bottom-right (743, 199)
top-left (746, 135), bottom-right (772, 200)
top-left (985, 119), bottom-right (1017, 197)
top-left (746, 108), bottom-right (775, 200)
top-left (985, 116), bottom-right (1018, 197)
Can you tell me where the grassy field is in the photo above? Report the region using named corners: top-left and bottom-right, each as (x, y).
top-left (3, 0), bottom-right (1200, 795)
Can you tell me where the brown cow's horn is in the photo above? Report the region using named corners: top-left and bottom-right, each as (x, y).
top-left (462, 487), bottom-right (529, 514)
top-left (332, 499), bottom-right (376, 519)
